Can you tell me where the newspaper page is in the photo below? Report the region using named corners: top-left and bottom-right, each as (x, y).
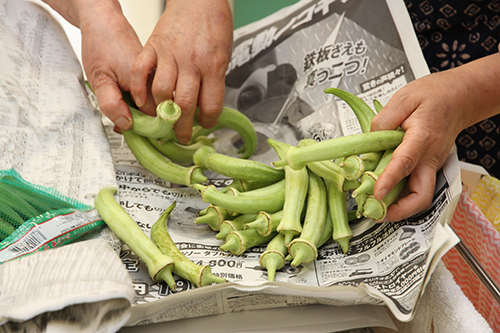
top-left (106, 0), bottom-right (462, 327)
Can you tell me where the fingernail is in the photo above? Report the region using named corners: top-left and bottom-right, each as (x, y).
top-left (116, 116), bottom-right (132, 131)
top-left (134, 95), bottom-right (144, 108)
top-left (377, 188), bottom-right (388, 200)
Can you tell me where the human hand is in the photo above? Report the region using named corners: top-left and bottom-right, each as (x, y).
top-left (370, 70), bottom-right (471, 222)
top-left (130, 0), bottom-right (233, 144)
top-left (78, 1), bottom-right (156, 131)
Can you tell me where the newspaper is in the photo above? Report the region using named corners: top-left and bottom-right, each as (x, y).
top-left (0, 0), bottom-right (463, 332)
top-left (107, 0), bottom-right (461, 327)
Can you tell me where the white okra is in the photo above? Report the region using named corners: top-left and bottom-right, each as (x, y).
top-left (193, 146), bottom-right (285, 183)
top-left (130, 100), bottom-right (181, 139)
top-left (273, 130), bottom-right (404, 170)
top-left (268, 139), bottom-right (309, 246)
top-left (288, 172), bottom-right (328, 267)
top-left (151, 202), bottom-right (226, 287)
top-left (94, 187), bottom-right (176, 290)
top-left (259, 233), bottom-right (288, 282)
top-left (123, 130), bottom-right (207, 186)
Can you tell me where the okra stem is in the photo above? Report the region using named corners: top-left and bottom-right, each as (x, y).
top-left (216, 214), bottom-right (258, 240)
top-left (151, 202), bottom-right (226, 287)
top-left (220, 229), bottom-right (277, 255)
top-left (193, 205), bottom-right (232, 231)
top-left (122, 130), bottom-right (208, 186)
top-left (243, 210), bottom-right (284, 237)
top-left (94, 187), bottom-right (176, 290)
top-left (130, 100), bottom-right (181, 139)
top-left (362, 177), bottom-right (407, 221)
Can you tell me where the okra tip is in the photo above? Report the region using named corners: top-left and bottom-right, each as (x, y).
top-left (154, 265), bottom-right (177, 292)
top-left (336, 237), bottom-right (351, 254)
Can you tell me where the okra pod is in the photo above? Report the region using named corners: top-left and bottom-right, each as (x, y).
top-left (94, 187), bottom-right (176, 290)
top-left (130, 100), bottom-right (181, 139)
top-left (362, 177), bottom-right (407, 221)
top-left (273, 130), bottom-right (404, 170)
top-left (268, 139), bottom-right (309, 246)
top-left (216, 214), bottom-right (258, 240)
top-left (259, 233), bottom-right (288, 282)
top-left (149, 136), bottom-right (216, 165)
top-left (219, 229), bottom-right (277, 255)
top-left (326, 180), bottom-right (352, 254)
top-left (243, 210), bottom-right (284, 237)
top-left (352, 148), bottom-right (395, 199)
top-left (193, 204), bottom-right (232, 231)
top-left (324, 87), bottom-right (376, 134)
top-left (288, 172), bottom-right (328, 267)
top-left (193, 146), bottom-right (284, 183)
top-left (151, 202), bottom-right (226, 287)
top-left (192, 180), bottom-right (285, 215)
top-left (122, 130), bottom-right (208, 186)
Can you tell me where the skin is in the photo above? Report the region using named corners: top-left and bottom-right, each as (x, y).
top-left (130, 0), bottom-right (233, 143)
top-left (371, 51), bottom-right (500, 222)
top-left (42, 0), bottom-right (233, 141)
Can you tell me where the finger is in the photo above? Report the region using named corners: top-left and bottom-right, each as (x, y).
top-left (383, 163), bottom-right (437, 222)
top-left (151, 56), bottom-right (177, 106)
top-left (93, 78), bottom-right (132, 131)
top-left (373, 128), bottom-right (428, 201)
top-left (370, 87), bottom-right (419, 132)
top-left (197, 74), bottom-right (225, 129)
top-left (130, 47), bottom-right (158, 111)
top-left (172, 72), bottom-right (201, 144)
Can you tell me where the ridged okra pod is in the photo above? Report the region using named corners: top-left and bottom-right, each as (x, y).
top-left (122, 130), bottom-right (208, 186)
top-left (189, 106), bottom-right (258, 159)
top-left (268, 139), bottom-right (309, 246)
top-left (216, 214), bottom-right (258, 240)
top-left (353, 148), bottom-right (395, 199)
top-left (288, 172), bottom-right (328, 267)
top-left (193, 204), bottom-right (233, 231)
top-left (259, 233), bottom-right (288, 282)
top-left (324, 87), bottom-right (376, 134)
top-left (298, 139), bottom-right (359, 192)
top-left (243, 209), bottom-right (284, 237)
top-left (192, 178), bottom-right (285, 215)
top-left (193, 146), bottom-right (284, 183)
top-left (362, 177), bottom-right (407, 221)
top-left (273, 130), bottom-right (404, 170)
top-left (151, 201), bottom-right (226, 287)
top-left (325, 180), bottom-right (352, 254)
top-left (94, 187), bottom-right (176, 290)
top-left (220, 228), bottom-right (277, 255)
top-left (149, 136), bottom-right (216, 165)
top-left (130, 100), bottom-right (181, 139)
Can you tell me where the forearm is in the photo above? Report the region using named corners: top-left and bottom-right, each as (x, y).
top-left (448, 52), bottom-right (500, 130)
top-left (41, 0), bottom-right (123, 28)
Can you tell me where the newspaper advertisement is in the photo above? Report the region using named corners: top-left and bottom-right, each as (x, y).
top-left (106, 0), bottom-right (462, 327)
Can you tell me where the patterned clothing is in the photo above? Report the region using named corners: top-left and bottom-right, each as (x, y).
top-left (407, 0), bottom-right (500, 177)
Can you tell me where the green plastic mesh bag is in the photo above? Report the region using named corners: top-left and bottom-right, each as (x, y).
top-left (0, 169), bottom-right (104, 262)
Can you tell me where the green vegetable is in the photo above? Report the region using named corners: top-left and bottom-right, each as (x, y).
top-left (94, 187), bottom-right (176, 290)
top-left (149, 136), bottom-right (216, 165)
top-left (193, 204), bottom-right (233, 231)
top-left (151, 201), bottom-right (226, 287)
top-left (215, 214), bottom-right (258, 240)
top-left (243, 210), bottom-right (284, 237)
top-left (122, 130), bottom-right (208, 186)
top-left (288, 171), bottom-right (328, 267)
top-left (273, 130), bottom-right (404, 170)
top-left (362, 177), bottom-right (407, 221)
top-left (193, 146), bottom-right (284, 183)
top-left (219, 229), bottom-right (277, 255)
top-left (325, 180), bottom-right (352, 254)
top-left (268, 139), bottom-right (309, 246)
top-left (259, 233), bottom-right (288, 281)
top-left (130, 100), bottom-right (181, 139)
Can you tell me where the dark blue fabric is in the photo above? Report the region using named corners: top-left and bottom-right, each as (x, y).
top-left (407, 0), bottom-right (500, 177)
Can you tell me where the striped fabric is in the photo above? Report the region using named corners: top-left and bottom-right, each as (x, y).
top-left (471, 175), bottom-right (500, 232)
top-left (442, 189), bottom-right (500, 331)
